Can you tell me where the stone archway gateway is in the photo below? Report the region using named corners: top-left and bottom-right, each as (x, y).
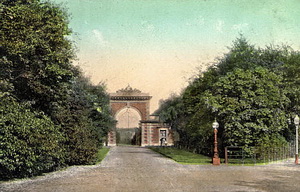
top-left (109, 85), bottom-right (151, 145)
top-left (107, 85), bottom-right (175, 146)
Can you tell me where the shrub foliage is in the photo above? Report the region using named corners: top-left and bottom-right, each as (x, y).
top-left (0, 96), bottom-right (65, 179)
top-left (0, 0), bottom-right (114, 180)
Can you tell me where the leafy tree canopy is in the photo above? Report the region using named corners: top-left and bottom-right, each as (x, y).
top-left (0, 0), bottom-right (76, 113)
top-left (156, 36), bottom-right (300, 154)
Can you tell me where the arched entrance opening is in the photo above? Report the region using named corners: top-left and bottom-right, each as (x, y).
top-left (115, 107), bottom-right (142, 129)
top-left (115, 107), bottom-right (142, 145)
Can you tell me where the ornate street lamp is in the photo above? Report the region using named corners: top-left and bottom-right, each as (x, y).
top-left (212, 119), bottom-right (220, 165)
top-left (294, 115), bottom-right (299, 165)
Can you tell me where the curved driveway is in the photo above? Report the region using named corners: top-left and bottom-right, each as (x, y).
top-left (1, 146), bottom-right (300, 192)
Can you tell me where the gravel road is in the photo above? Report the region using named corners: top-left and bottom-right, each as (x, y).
top-left (1, 146), bottom-right (300, 192)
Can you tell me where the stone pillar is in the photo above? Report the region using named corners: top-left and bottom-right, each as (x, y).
top-left (141, 122), bottom-right (147, 147)
top-left (148, 124), bottom-right (151, 146)
top-left (107, 131), bottom-right (116, 146)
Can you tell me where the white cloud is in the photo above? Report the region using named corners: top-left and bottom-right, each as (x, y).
top-left (92, 29), bottom-right (107, 47)
top-left (232, 23), bottom-right (249, 31)
top-left (215, 20), bottom-right (224, 33)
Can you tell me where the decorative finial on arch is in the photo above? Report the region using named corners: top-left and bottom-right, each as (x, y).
top-left (116, 85), bottom-right (142, 94)
top-left (125, 84), bottom-right (132, 91)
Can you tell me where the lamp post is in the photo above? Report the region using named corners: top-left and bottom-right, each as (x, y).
top-left (212, 119), bottom-right (220, 165)
top-left (294, 115), bottom-right (299, 165)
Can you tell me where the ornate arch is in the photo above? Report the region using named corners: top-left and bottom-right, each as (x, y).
top-left (107, 85), bottom-right (152, 146)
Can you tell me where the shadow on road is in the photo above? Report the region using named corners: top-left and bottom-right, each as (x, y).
top-left (234, 168), bottom-right (300, 192)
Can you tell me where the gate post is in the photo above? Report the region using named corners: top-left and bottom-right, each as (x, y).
top-left (225, 147), bottom-right (228, 165)
top-left (107, 130), bottom-right (117, 146)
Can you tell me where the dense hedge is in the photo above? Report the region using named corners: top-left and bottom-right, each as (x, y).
top-left (0, 96), bottom-right (65, 179)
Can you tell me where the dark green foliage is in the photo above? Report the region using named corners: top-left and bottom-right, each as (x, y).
top-left (155, 94), bottom-right (183, 127)
top-left (217, 37), bottom-right (259, 74)
top-left (0, 0), bottom-right (75, 114)
top-left (254, 134), bottom-right (288, 160)
top-left (56, 76), bottom-right (114, 165)
top-left (0, 96), bottom-right (65, 179)
top-left (156, 36), bottom-right (300, 156)
top-left (204, 67), bottom-right (289, 147)
top-left (0, 0), bottom-right (114, 179)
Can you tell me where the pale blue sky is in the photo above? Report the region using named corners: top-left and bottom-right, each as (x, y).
top-left (52, 0), bottom-right (300, 112)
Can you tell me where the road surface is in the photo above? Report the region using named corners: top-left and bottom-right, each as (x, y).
top-left (1, 146), bottom-right (300, 192)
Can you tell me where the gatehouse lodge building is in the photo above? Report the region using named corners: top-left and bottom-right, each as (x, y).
top-left (107, 85), bottom-right (175, 147)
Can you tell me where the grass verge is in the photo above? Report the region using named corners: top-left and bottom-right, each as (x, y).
top-left (149, 147), bottom-right (211, 164)
top-left (149, 147), bottom-right (291, 166)
top-left (96, 147), bottom-right (110, 164)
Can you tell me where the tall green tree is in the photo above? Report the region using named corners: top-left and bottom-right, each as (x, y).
top-left (0, 0), bottom-right (76, 114)
top-left (0, 0), bottom-right (114, 179)
top-left (156, 36), bottom-right (300, 155)
top-left (55, 76), bottom-right (114, 165)
top-left (204, 67), bottom-right (289, 148)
